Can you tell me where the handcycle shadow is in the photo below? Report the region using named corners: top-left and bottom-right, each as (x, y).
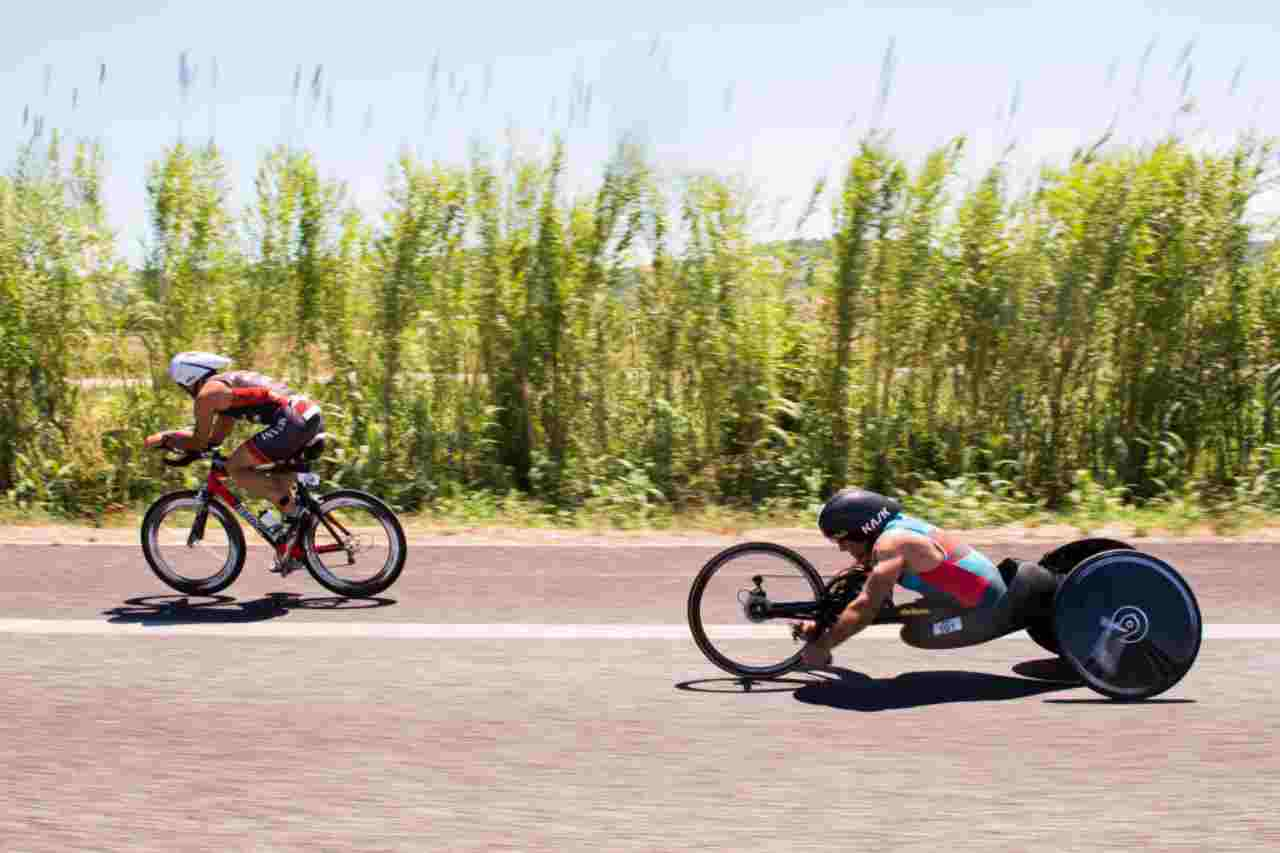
top-left (792, 664), bottom-right (1080, 711)
top-left (102, 593), bottom-right (396, 625)
top-left (677, 657), bottom-right (1085, 710)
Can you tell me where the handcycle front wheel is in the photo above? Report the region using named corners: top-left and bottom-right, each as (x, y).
top-left (140, 490), bottom-right (247, 595)
top-left (301, 489), bottom-right (407, 598)
top-left (687, 542), bottom-right (826, 679)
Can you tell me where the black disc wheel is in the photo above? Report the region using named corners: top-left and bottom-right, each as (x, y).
top-left (140, 491), bottom-right (246, 595)
top-left (1027, 539), bottom-right (1136, 655)
top-left (687, 542), bottom-right (826, 679)
top-left (1053, 550), bottom-right (1202, 701)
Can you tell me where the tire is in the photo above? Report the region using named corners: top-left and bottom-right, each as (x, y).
top-left (687, 542), bottom-right (826, 679)
top-left (140, 490), bottom-right (246, 595)
top-left (1039, 538), bottom-right (1135, 574)
top-left (1053, 550), bottom-right (1202, 701)
top-left (301, 489), bottom-right (407, 597)
top-left (1026, 538), bottom-right (1136, 655)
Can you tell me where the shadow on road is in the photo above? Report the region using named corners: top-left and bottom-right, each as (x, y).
top-left (1012, 657), bottom-right (1085, 684)
top-left (102, 593), bottom-right (396, 625)
top-left (1012, 657), bottom-right (1198, 704)
top-left (675, 675), bottom-right (834, 694)
top-left (790, 666), bottom-right (1081, 711)
top-left (675, 657), bottom-right (1086, 707)
top-left (1043, 698), bottom-right (1196, 705)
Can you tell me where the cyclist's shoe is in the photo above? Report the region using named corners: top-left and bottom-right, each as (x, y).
top-left (270, 557), bottom-right (306, 577)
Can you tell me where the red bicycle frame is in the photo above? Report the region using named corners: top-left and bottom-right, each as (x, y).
top-left (203, 465), bottom-right (350, 561)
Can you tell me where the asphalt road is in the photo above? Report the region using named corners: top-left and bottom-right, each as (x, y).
top-left (1, 535), bottom-right (1277, 852)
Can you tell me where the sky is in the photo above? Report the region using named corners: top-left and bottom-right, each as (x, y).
top-left (3, 0), bottom-right (1278, 262)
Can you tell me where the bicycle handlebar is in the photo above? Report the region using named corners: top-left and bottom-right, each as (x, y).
top-left (154, 444), bottom-right (225, 467)
top-left (161, 451), bottom-right (204, 467)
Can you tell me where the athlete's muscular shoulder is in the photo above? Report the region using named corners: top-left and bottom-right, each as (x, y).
top-left (873, 528), bottom-right (951, 576)
top-left (194, 378), bottom-right (234, 413)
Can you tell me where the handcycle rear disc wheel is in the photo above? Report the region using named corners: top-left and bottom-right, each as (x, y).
top-left (302, 490), bottom-right (407, 597)
top-left (1026, 538), bottom-right (1135, 655)
top-left (1053, 550), bottom-right (1202, 701)
top-left (140, 491), bottom-right (246, 595)
top-left (687, 542), bottom-right (825, 679)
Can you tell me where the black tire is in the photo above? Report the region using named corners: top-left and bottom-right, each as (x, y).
top-left (687, 542), bottom-right (826, 679)
top-left (301, 489), bottom-right (407, 597)
top-left (1039, 538), bottom-right (1135, 574)
top-left (1053, 550), bottom-right (1202, 701)
top-left (1026, 538), bottom-right (1136, 655)
top-left (140, 490), bottom-right (246, 595)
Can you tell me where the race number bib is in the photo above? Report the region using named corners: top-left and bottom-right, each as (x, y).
top-left (931, 616), bottom-right (963, 636)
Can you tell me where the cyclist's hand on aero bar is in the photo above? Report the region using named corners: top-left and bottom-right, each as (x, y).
top-left (144, 429), bottom-right (193, 451)
top-left (143, 431), bottom-right (170, 450)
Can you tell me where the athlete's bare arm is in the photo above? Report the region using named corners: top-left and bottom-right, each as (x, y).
top-left (144, 381), bottom-right (235, 452)
top-left (208, 414), bottom-right (235, 446)
top-left (808, 532), bottom-right (910, 655)
top-left (173, 381), bottom-right (232, 451)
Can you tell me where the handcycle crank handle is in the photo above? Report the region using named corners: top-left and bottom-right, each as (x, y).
top-left (791, 622), bottom-right (822, 643)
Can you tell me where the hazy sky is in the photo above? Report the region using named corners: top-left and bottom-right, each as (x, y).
top-left (3, 0), bottom-right (1276, 260)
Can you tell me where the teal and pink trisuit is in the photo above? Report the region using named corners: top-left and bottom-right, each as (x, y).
top-left (885, 514), bottom-right (1007, 608)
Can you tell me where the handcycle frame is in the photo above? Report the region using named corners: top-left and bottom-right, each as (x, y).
top-left (739, 569), bottom-right (919, 630)
top-left (689, 538), bottom-right (1203, 701)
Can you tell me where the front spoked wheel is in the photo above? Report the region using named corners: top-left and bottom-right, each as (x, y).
top-left (140, 490), bottom-right (246, 595)
top-left (687, 542), bottom-right (826, 678)
top-left (302, 489), bottom-right (407, 597)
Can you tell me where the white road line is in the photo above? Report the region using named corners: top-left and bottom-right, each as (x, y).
top-left (0, 619), bottom-right (1277, 640)
top-left (7, 537), bottom-right (1280, 547)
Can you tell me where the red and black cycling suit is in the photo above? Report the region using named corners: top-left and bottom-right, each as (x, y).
top-left (208, 371), bottom-right (323, 464)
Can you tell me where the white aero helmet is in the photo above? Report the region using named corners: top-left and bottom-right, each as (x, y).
top-left (168, 351), bottom-right (231, 391)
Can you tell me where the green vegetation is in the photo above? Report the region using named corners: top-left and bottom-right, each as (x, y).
top-left (3, 117), bottom-right (1280, 532)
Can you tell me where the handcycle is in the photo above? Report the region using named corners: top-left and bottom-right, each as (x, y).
top-left (141, 433), bottom-right (407, 598)
top-left (686, 537), bottom-right (1202, 701)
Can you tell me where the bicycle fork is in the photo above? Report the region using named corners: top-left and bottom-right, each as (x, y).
top-left (187, 489), bottom-right (212, 548)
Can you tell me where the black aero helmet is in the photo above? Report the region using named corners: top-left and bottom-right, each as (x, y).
top-left (817, 488), bottom-right (903, 544)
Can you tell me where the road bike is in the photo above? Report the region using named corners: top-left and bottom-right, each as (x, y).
top-left (141, 434), bottom-right (407, 598)
top-left (686, 537), bottom-right (1202, 701)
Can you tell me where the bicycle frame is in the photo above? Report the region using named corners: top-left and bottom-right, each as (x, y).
top-left (186, 450), bottom-right (352, 562)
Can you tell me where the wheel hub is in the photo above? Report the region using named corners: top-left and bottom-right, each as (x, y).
top-left (738, 575), bottom-right (770, 623)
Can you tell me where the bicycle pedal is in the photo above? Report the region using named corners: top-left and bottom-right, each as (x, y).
top-left (270, 558), bottom-right (305, 577)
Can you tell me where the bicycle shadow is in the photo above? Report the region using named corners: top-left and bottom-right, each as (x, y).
top-left (790, 664), bottom-right (1081, 711)
top-left (675, 675), bottom-right (833, 694)
top-left (102, 593), bottom-right (396, 625)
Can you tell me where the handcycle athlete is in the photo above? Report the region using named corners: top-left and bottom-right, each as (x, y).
top-left (688, 487), bottom-right (1203, 699)
top-left (795, 487), bottom-right (1061, 668)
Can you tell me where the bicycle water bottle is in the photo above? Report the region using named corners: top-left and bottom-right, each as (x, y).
top-left (260, 509), bottom-right (281, 530)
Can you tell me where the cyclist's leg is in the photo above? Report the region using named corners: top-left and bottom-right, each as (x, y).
top-left (225, 410), bottom-right (312, 509)
top-left (231, 412), bottom-right (323, 510)
top-left (900, 560), bottom-right (1058, 650)
top-left (226, 438), bottom-right (294, 508)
